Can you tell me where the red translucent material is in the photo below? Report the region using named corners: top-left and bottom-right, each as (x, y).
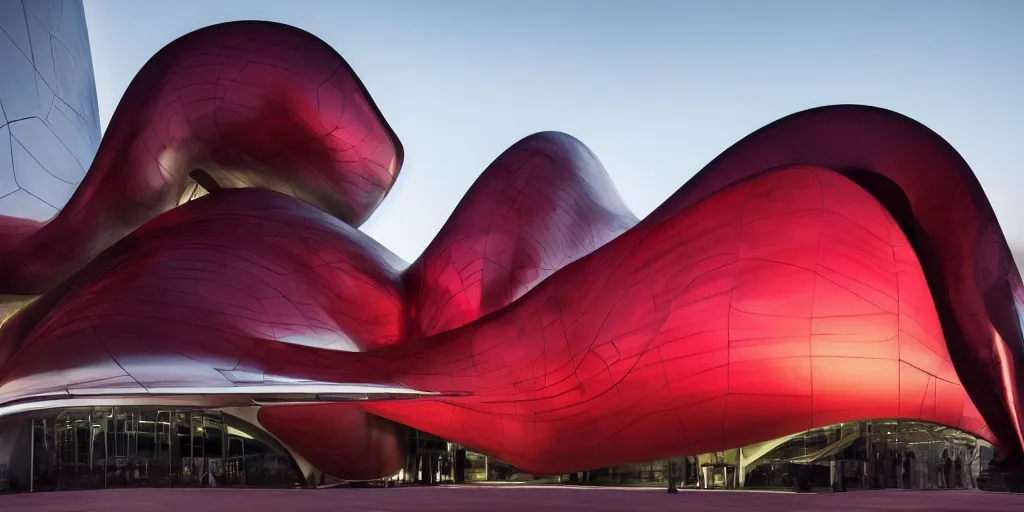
top-left (0, 21), bottom-right (1022, 478)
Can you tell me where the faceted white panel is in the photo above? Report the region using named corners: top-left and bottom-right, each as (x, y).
top-left (0, 126), bottom-right (15, 196)
top-left (0, 189), bottom-right (58, 219)
top-left (11, 136), bottom-right (78, 208)
top-left (0, 0), bottom-right (100, 221)
top-left (10, 118), bottom-right (86, 182)
top-left (0, 33), bottom-right (41, 121)
top-left (0, 2), bottom-right (33, 58)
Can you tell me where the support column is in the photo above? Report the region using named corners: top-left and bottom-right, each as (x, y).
top-left (220, 414), bottom-right (228, 484)
top-left (87, 413), bottom-right (94, 484)
top-left (29, 420), bottom-right (34, 493)
top-left (667, 458), bottom-right (678, 493)
top-left (865, 421), bottom-right (875, 489)
top-left (454, 449), bottom-right (466, 484)
top-left (104, 415), bottom-right (109, 489)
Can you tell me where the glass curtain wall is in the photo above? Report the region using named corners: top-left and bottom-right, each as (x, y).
top-left (438, 419), bottom-right (990, 490)
top-left (741, 419), bottom-right (991, 490)
top-left (26, 407), bottom-right (303, 491)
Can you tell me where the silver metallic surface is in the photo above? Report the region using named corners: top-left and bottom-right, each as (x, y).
top-left (0, 0), bottom-right (100, 219)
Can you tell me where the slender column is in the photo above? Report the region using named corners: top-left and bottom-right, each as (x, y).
top-left (87, 413), bottom-right (94, 480)
top-left (865, 421), bottom-right (873, 488)
top-left (74, 419), bottom-right (79, 483)
top-left (29, 419), bottom-right (34, 492)
top-left (240, 437), bottom-right (246, 486)
top-left (454, 449), bottom-right (466, 484)
top-left (54, 419), bottom-right (60, 489)
top-left (220, 413), bottom-right (228, 482)
top-left (667, 458), bottom-right (678, 493)
top-left (167, 412), bottom-right (173, 485)
top-left (189, 414), bottom-right (194, 482)
top-left (104, 413), bottom-right (108, 489)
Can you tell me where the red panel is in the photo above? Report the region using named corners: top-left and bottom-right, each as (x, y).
top-left (0, 21), bottom-right (402, 293)
top-left (644, 108), bottom-right (1024, 457)
top-left (0, 165), bottom-right (1000, 475)
top-left (723, 394), bottom-right (813, 450)
top-left (258, 405), bottom-right (406, 481)
top-left (0, 21), bottom-right (1022, 477)
top-left (404, 131), bottom-right (636, 337)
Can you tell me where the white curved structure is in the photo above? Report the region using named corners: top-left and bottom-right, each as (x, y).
top-left (0, 0), bottom-right (100, 220)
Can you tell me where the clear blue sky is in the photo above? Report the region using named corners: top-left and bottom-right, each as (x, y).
top-left (83, 0), bottom-right (1024, 263)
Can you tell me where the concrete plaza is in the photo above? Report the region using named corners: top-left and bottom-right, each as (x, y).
top-left (1, 486), bottom-right (1022, 511)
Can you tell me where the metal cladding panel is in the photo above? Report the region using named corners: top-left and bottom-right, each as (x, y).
top-left (0, 19), bottom-right (1021, 478)
top-left (0, 0), bottom-right (100, 221)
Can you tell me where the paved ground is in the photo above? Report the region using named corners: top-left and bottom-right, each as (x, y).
top-left (1, 486), bottom-right (1022, 511)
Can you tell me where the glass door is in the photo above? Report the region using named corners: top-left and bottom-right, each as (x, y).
top-left (54, 412), bottom-right (93, 489)
top-left (31, 418), bottom-right (57, 492)
top-left (189, 411), bottom-right (206, 485)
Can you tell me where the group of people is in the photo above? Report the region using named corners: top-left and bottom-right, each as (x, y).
top-left (895, 447), bottom-right (973, 489)
top-left (937, 449), bottom-right (967, 489)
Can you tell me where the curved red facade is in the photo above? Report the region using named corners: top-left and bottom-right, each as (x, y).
top-left (0, 21), bottom-right (402, 294)
top-left (0, 21), bottom-right (1021, 479)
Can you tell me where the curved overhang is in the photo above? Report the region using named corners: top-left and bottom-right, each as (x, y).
top-left (0, 381), bottom-right (440, 419)
top-left (643, 105), bottom-right (1024, 461)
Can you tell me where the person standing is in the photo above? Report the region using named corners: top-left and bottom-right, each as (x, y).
top-left (941, 450), bottom-right (952, 489)
top-left (953, 455), bottom-right (963, 489)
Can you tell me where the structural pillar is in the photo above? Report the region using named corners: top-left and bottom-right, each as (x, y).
top-left (28, 420), bottom-right (34, 493)
top-left (454, 449), bottom-right (466, 483)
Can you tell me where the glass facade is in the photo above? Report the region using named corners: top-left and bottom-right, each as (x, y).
top-left (444, 419), bottom-right (992, 491)
top-left (0, 407), bottom-right (303, 492)
top-left (740, 419), bottom-right (992, 490)
top-left (0, 411), bottom-right (994, 493)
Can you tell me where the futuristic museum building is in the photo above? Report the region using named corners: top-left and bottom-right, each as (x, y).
top-left (1, 0), bottom-right (1022, 493)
